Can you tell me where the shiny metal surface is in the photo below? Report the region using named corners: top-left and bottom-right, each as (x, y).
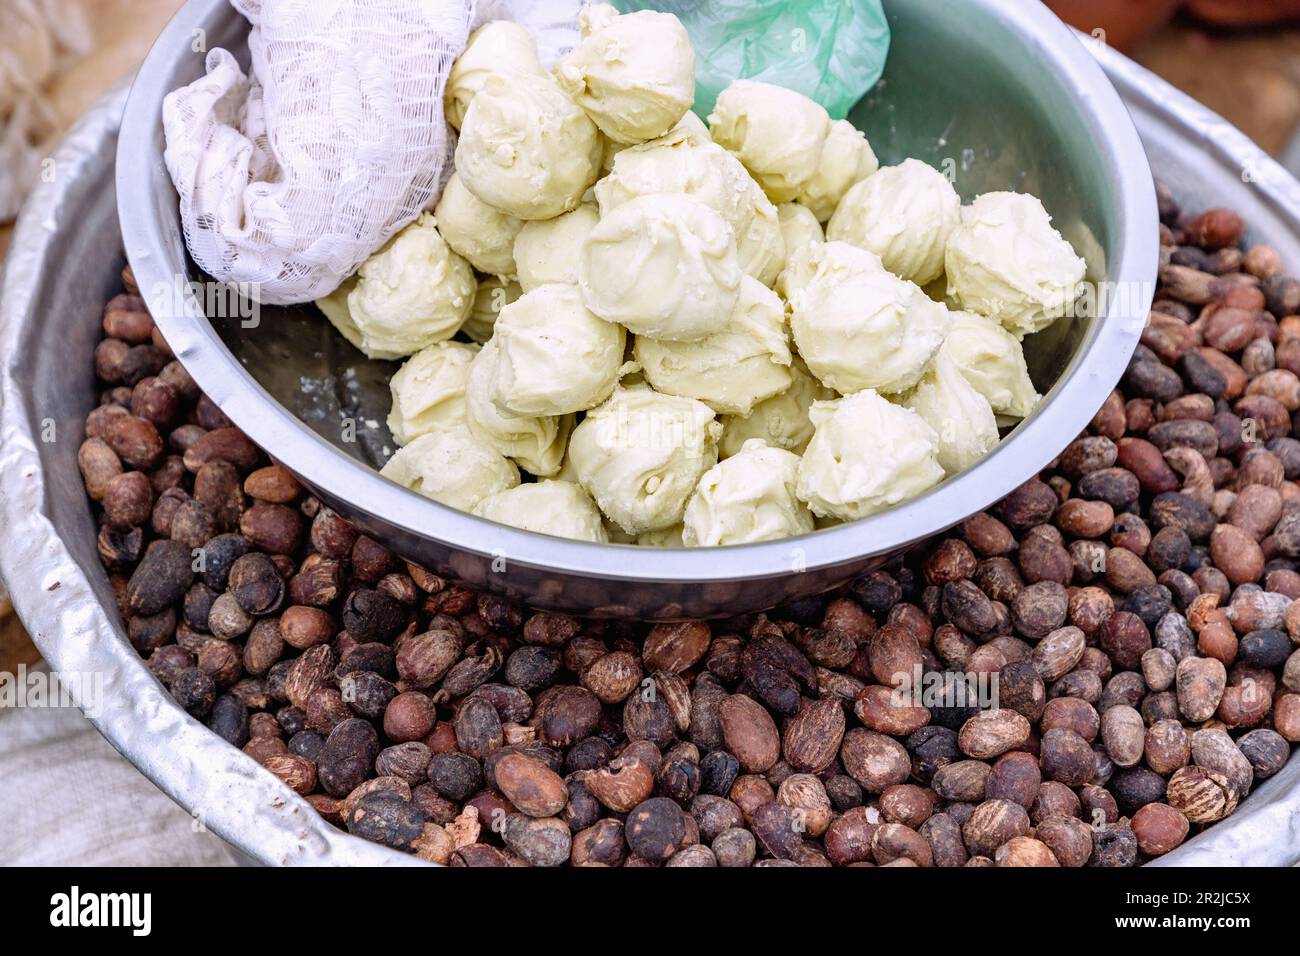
top-left (5, 13), bottom-right (1298, 867)
top-left (114, 0), bottom-right (1158, 620)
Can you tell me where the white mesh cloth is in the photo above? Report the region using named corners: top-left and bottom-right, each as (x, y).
top-left (162, 0), bottom-right (474, 306)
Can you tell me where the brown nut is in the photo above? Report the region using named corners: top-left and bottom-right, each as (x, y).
top-left (1166, 765), bottom-right (1238, 823)
top-left (586, 756), bottom-right (655, 813)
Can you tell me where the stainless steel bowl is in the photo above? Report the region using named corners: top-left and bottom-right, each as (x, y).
top-left (116, 0), bottom-right (1158, 619)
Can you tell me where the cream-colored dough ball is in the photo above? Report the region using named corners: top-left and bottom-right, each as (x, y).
top-left (827, 158), bottom-right (959, 286)
top-left (460, 276), bottom-right (522, 344)
top-left (602, 110), bottom-right (712, 172)
top-left (682, 439), bottom-right (813, 546)
top-left (445, 21), bottom-right (547, 131)
top-left (433, 172), bottom-right (523, 277)
top-left (708, 79), bottom-right (830, 203)
top-left (719, 356), bottom-right (835, 459)
top-left (634, 276), bottom-right (792, 416)
top-left (580, 193), bottom-right (741, 341)
top-left (513, 203), bottom-right (600, 292)
top-left (796, 390), bottom-right (944, 521)
top-left (778, 203), bottom-right (824, 260)
top-left (578, 2), bottom-right (620, 37)
top-left (465, 340), bottom-right (572, 476)
top-left (732, 186), bottom-right (785, 289)
top-left (796, 120), bottom-right (879, 223)
top-left (487, 284), bottom-right (625, 415)
top-left (595, 130), bottom-right (784, 286)
top-left (386, 340), bottom-right (479, 446)
top-left (666, 109), bottom-right (712, 145)
top-left (944, 191), bottom-right (1087, 337)
top-left (554, 8), bottom-right (695, 145)
top-left (790, 241), bottom-right (950, 395)
top-left (779, 230), bottom-right (879, 306)
top-left (472, 480), bottom-right (609, 543)
top-left (903, 351), bottom-right (1000, 475)
top-left (456, 72), bottom-right (602, 220)
top-left (598, 110), bottom-right (710, 175)
top-left (940, 309), bottom-right (1041, 419)
top-left (380, 428), bottom-right (519, 512)
top-left (775, 204), bottom-right (824, 301)
top-left (568, 385), bottom-right (721, 534)
top-left (316, 213), bottom-right (475, 360)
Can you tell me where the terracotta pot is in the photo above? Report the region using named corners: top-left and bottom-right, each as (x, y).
top-left (1045, 0), bottom-right (1184, 52)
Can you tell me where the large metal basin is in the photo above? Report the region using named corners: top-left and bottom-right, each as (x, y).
top-left (3, 10), bottom-right (1298, 865)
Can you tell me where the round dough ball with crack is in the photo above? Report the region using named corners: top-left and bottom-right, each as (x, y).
top-left (461, 276), bottom-right (522, 344)
top-left (580, 193), bottom-right (742, 341)
top-left (472, 480), bottom-right (609, 543)
top-left (941, 310), bottom-right (1041, 419)
top-left (795, 120), bottom-right (879, 222)
top-left (775, 204), bottom-right (824, 301)
top-left (315, 213), bottom-right (475, 360)
top-left (487, 284), bottom-right (626, 416)
top-left (514, 204), bottom-right (599, 292)
top-left (568, 385), bottom-right (721, 535)
top-left (719, 356), bottom-right (835, 459)
top-left (827, 158), bottom-right (959, 286)
top-left (387, 340), bottom-right (479, 446)
top-left (665, 109), bottom-right (712, 145)
top-left (708, 80), bottom-right (830, 203)
top-left (903, 351), bottom-right (1000, 476)
top-left (634, 276), bottom-right (792, 416)
top-left (554, 6), bottom-right (694, 145)
top-left (790, 241), bottom-right (950, 395)
top-left (595, 129), bottom-right (784, 286)
top-left (465, 340), bottom-right (572, 476)
top-left (380, 428), bottom-right (519, 512)
top-left (796, 390), bottom-right (944, 521)
top-left (600, 110), bottom-right (713, 174)
top-left (445, 20), bottom-right (547, 131)
top-left (600, 109), bottom-right (714, 175)
top-left (682, 439), bottom-right (813, 546)
top-left (944, 191), bottom-right (1087, 337)
top-left (433, 172), bottom-right (522, 276)
top-left (456, 72), bottom-right (602, 220)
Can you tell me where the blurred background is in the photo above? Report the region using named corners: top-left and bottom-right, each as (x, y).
top-left (1, 0), bottom-right (1299, 864)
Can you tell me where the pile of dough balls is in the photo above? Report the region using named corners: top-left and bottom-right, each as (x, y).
top-left (314, 4), bottom-right (1087, 548)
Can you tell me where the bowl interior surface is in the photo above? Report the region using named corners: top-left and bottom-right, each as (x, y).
top-left (853, 1), bottom-right (1116, 389)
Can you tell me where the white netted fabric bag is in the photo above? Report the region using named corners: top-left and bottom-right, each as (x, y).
top-left (162, 0), bottom-right (473, 306)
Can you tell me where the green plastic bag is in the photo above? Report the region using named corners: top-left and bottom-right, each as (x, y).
top-left (613, 0), bottom-right (890, 120)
